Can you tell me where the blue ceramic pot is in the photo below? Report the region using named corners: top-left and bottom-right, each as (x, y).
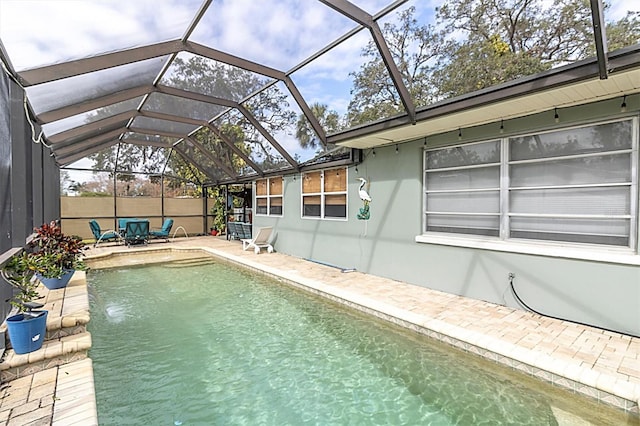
top-left (37, 269), bottom-right (74, 290)
top-left (6, 311), bottom-right (48, 354)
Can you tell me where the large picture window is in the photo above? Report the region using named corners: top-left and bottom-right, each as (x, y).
top-left (302, 168), bottom-right (347, 219)
top-left (255, 177), bottom-right (283, 216)
top-left (423, 118), bottom-right (637, 248)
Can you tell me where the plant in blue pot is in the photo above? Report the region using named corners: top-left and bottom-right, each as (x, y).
top-left (1, 251), bottom-right (48, 354)
top-left (29, 221), bottom-right (87, 290)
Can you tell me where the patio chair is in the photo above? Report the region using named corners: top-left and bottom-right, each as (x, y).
top-left (149, 218), bottom-right (173, 242)
top-left (241, 226), bottom-right (274, 254)
top-left (124, 220), bottom-right (149, 247)
top-left (88, 220), bottom-right (121, 247)
top-left (227, 222), bottom-right (239, 240)
top-left (241, 223), bottom-right (252, 239)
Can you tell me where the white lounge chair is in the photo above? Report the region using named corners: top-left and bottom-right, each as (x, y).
top-left (241, 226), bottom-right (274, 254)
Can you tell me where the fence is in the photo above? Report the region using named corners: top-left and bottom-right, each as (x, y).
top-left (60, 196), bottom-right (218, 240)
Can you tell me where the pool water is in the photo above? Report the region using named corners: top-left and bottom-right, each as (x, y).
top-left (88, 258), bottom-right (631, 425)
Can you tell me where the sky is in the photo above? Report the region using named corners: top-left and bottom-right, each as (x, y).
top-left (0, 0), bottom-right (638, 178)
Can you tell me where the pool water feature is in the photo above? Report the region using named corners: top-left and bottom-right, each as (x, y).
top-left (87, 258), bottom-right (633, 425)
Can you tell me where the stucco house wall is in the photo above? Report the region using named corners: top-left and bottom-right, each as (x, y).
top-left (253, 95), bottom-right (640, 337)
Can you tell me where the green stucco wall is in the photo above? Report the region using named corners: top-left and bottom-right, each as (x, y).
top-left (254, 95), bottom-right (640, 337)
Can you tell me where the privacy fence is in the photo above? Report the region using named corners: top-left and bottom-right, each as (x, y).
top-left (61, 196), bottom-right (219, 240)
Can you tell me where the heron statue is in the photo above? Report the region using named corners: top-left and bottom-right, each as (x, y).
top-left (357, 177), bottom-right (371, 202)
top-left (357, 177), bottom-right (371, 220)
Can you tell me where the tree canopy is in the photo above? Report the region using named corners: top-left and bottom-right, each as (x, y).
top-left (346, 1), bottom-right (640, 123)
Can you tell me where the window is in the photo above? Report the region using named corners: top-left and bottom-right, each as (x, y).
top-left (424, 118), bottom-right (637, 248)
top-left (255, 177), bottom-right (283, 216)
top-left (302, 168), bottom-right (347, 219)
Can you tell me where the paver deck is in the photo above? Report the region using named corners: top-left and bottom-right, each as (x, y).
top-left (3, 235), bottom-right (638, 424)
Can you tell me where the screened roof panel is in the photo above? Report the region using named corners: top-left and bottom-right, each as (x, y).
top-left (347, 0), bottom-right (393, 14)
top-left (160, 52), bottom-right (275, 101)
top-left (177, 138), bottom-right (228, 182)
top-left (125, 145), bottom-right (171, 174)
top-left (25, 56), bottom-right (171, 115)
top-left (248, 80), bottom-right (323, 164)
top-left (141, 92), bottom-right (227, 121)
top-left (50, 119), bottom-right (130, 147)
top-left (122, 132), bottom-right (180, 146)
top-left (187, 0), bottom-right (360, 71)
top-left (289, 28), bottom-right (370, 125)
top-left (245, 133), bottom-right (291, 174)
top-left (129, 116), bottom-right (200, 136)
top-left (0, 0), bottom-right (201, 71)
top-left (41, 98), bottom-right (144, 137)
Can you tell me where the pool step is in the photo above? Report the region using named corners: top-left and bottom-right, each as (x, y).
top-left (163, 257), bottom-right (215, 268)
top-left (0, 332), bottom-right (92, 383)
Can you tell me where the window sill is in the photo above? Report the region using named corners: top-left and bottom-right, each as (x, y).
top-left (415, 234), bottom-right (640, 266)
top-left (301, 216), bottom-right (348, 221)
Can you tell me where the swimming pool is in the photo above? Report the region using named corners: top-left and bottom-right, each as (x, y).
top-left (87, 257), bottom-right (631, 425)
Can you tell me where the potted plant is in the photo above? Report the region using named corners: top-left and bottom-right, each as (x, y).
top-left (29, 221), bottom-right (87, 290)
top-left (1, 251), bottom-right (48, 354)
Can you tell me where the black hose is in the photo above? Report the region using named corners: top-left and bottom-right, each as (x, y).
top-left (509, 274), bottom-right (639, 339)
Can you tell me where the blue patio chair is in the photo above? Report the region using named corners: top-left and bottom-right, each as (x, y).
top-left (124, 220), bottom-right (149, 247)
top-left (89, 220), bottom-right (121, 247)
top-left (149, 218), bottom-right (173, 242)
top-left (241, 223), bottom-right (252, 240)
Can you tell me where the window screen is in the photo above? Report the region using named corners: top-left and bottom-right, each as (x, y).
top-left (424, 118), bottom-right (637, 248)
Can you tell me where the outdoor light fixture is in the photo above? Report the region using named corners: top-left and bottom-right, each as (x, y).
top-left (554, 108), bottom-right (559, 123)
top-left (458, 128), bottom-right (462, 140)
top-left (395, 144), bottom-right (398, 154)
top-left (372, 149), bottom-right (376, 157)
top-left (621, 95), bottom-right (627, 113)
top-left (500, 119), bottom-right (504, 134)
top-left (355, 167), bottom-right (359, 174)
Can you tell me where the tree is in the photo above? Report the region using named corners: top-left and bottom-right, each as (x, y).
top-left (432, 0), bottom-right (637, 97)
top-left (90, 139), bottom-right (167, 177)
top-left (347, 6), bottom-right (448, 126)
top-left (437, 0), bottom-right (596, 65)
top-left (433, 34), bottom-right (549, 98)
top-left (605, 11), bottom-right (640, 51)
top-left (295, 102), bottom-right (342, 151)
top-left (348, 1), bottom-right (639, 118)
top-left (60, 170), bottom-right (74, 195)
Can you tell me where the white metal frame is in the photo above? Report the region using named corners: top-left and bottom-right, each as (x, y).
top-left (423, 117), bottom-right (639, 252)
top-left (254, 176), bottom-right (284, 218)
top-left (301, 167), bottom-right (348, 221)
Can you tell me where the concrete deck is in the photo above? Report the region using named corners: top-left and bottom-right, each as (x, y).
top-left (2, 235), bottom-right (638, 424)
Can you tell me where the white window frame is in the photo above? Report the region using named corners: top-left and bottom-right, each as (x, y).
top-left (301, 167), bottom-right (348, 220)
top-left (418, 117), bottom-right (639, 264)
top-left (254, 176), bottom-right (283, 217)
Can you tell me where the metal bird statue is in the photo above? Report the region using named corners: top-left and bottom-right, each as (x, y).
top-left (357, 178), bottom-right (371, 202)
top-left (357, 178), bottom-right (371, 220)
